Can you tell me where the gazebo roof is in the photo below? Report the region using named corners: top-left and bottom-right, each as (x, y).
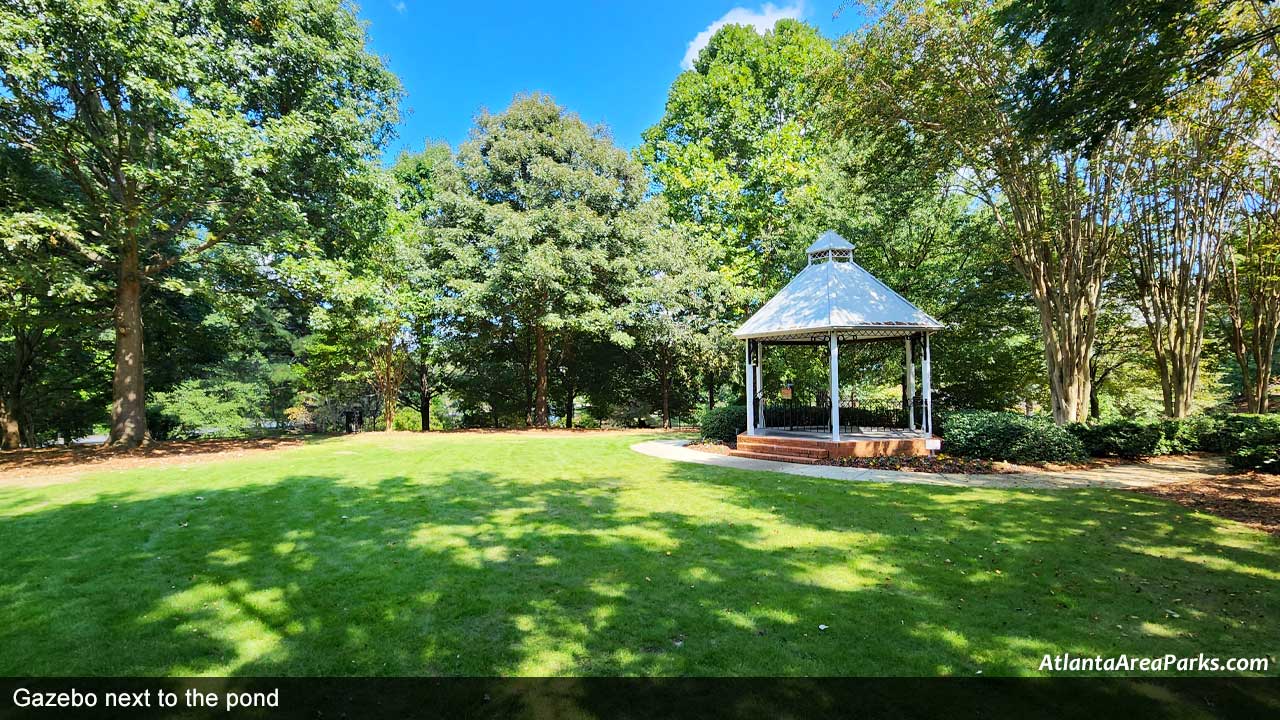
top-left (733, 231), bottom-right (942, 342)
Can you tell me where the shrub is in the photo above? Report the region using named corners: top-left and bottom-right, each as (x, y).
top-left (1157, 415), bottom-right (1220, 454)
top-left (1228, 444), bottom-right (1280, 473)
top-left (1200, 414), bottom-right (1280, 453)
top-left (943, 410), bottom-right (1086, 463)
top-left (700, 405), bottom-right (746, 444)
top-left (149, 379), bottom-right (265, 439)
top-left (1068, 420), bottom-right (1163, 458)
top-left (1069, 415), bottom-right (1226, 458)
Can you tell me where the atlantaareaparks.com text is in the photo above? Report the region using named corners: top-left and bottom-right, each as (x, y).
top-left (1040, 653), bottom-right (1271, 673)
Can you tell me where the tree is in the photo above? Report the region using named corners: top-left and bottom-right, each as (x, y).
top-left (1118, 69), bottom-right (1261, 417)
top-left (0, 148), bottom-right (105, 448)
top-left (826, 0), bottom-right (1131, 423)
top-left (1219, 146), bottom-right (1280, 413)
top-left (0, 0), bottom-right (399, 446)
top-left (392, 143), bottom-right (456, 432)
top-left (303, 216), bottom-right (419, 433)
top-left (640, 19), bottom-right (838, 289)
top-left (436, 94), bottom-right (645, 428)
top-left (999, 0), bottom-right (1280, 149)
top-left (628, 207), bottom-right (736, 428)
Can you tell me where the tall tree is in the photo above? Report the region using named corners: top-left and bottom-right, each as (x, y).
top-left (1219, 146), bottom-right (1280, 413)
top-left (0, 148), bottom-right (104, 448)
top-left (1119, 68), bottom-right (1262, 417)
top-left (392, 143), bottom-right (456, 432)
top-left (0, 0), bottom-right (399, 446)
top-left (436, 94), bottom-right (645, 428)
top-left (826, 0), bottom-right (1131, 423)
top-left (628, 206), bottom-right (736, 428)
top-left (640, 19), bottom-right (838, 289)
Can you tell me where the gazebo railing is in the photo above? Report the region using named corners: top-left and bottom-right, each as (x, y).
top-left (761, 398), bottom-right (931, 433)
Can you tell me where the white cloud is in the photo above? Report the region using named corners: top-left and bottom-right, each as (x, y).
top-left (681, 2), bottom-right (805, 70)
top-left (393, 1), bottom-right (406, 13)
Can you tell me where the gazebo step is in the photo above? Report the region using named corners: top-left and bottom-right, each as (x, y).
top-left (734, 439), bottom-right (830, 458)
top-left (736, 433), bottom-right (835, 450)
top-left (728, 449), bottom-right (823, 465)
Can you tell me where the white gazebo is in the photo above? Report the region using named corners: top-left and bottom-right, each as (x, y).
top-left (732, 231), bottom-right (942, 460)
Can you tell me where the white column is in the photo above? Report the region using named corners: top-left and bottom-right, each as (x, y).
top-left (828, 333), bottom-right (840, 442)
top-left (922, 333), bottom-right (933, 435)
top-left (744, 340), bottom-right (756, 436)
top-left (756, 343), bottom-right (766, 429)
top-left (905, 335), bottom-right (916, 431)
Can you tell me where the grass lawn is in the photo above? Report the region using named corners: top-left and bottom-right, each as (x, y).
top-left (0, 431), bottom-right (1276, 676)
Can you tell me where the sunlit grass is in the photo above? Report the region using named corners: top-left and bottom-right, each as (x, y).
top-left (0, 431), bottom-right (1276, 676)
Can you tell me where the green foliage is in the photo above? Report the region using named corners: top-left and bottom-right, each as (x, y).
top-left (0, 0), bottom-right (400, 444)
top-left (1201, 414), bottom-right (1280, 453)
top-left (386, 411), bottom-right (421, 432)
top-left (1068, 420), bottom-right (1165, 459)
top-left (1228, 444), bottom-right (1280, 473)
top-left (699, 405), bottom-right (747, 444)
top-left (943, 411), bottom-right (1086, 463)
top-left (149, 380), bottom-right (268, 439)
top-left (999, 0), bottom-right (1277, 149)
top-left (436, 93), bottom-right (647, 427)
top-left (1068, 414), bottom-right (1280, 464)
top-left (640, 19), bottom-right (837, 288)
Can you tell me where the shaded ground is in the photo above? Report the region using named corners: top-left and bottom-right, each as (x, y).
top-left (0, 436), bottom-right (308, 484)
top-left (1134, 472), bottom-right (1280, 535)
top-left (1, 432), bottom-right (1275, 677)
top-left (0, 429), bottom-right (668, 485)
top-left (650, 439), bottom-right (1229, 489)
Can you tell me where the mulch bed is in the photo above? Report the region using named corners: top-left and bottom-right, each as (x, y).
top-left (0, 436), bottom-right (308, 485)
top-left (823, 454), bottom-right (1005, 474)
top-left (1132, 472), bottom-right (1280, 535)
top-left (686, 441), bottom-right (733, 456)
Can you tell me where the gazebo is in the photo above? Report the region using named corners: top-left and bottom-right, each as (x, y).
top-left (731, 230), bottom-right (943, 462)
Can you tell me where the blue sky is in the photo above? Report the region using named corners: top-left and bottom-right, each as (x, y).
top-left (356, 1), bottom-right (868, 160)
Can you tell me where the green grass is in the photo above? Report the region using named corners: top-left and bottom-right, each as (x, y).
top-left (0, 431), bottom-right (1276, 676)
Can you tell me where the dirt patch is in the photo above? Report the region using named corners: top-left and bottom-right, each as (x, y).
top-left (1132, 472), bottom-right (1280, 535)
top-left (686, 441), bottom-right (733, 456)
top-left (0, 436), bottom-right (308, 485)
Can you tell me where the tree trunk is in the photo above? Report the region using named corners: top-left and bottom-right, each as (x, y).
top-left (660, 347), bottom-right (671, 429)
top-left (419, 363), bottom-right (431, 432)
top-left (108, 241), bottom-right (148, 447)
top-left (562, 334), bottom-right (574, 429)
top-left (533, 323), bottom-right (549, 427)
top-left (0, 396), bottom-right (19, 450)
top-left (706, 372), bottom-right (716, 412)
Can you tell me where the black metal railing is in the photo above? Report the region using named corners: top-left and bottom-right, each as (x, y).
top-left (760, 398), bottom-right (934, 433)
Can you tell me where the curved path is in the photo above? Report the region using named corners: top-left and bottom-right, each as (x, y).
top-left (631, 439), bottom-right (1226, 490)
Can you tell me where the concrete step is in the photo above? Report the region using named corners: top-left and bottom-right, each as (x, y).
top-left (728, 450), bottom-right (823, 465)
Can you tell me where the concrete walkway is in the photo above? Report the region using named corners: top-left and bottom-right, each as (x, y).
top-left (630, 439), bottom-right (1227, 490)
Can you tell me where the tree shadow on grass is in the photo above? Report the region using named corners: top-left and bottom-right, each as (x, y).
top-left (0, 459), bottom-right (1276, 684)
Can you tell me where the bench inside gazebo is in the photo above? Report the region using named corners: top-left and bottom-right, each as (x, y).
top-left (731, 231), bottom-right (943, 464)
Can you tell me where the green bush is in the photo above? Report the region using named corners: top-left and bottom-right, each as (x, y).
top-left (1157, 415), bottom-right (1220, 454)
top-left (700, 405), bottom-right (746, 444)
top-left (149, 379), bottom-right (265, 439)
top-left (1068, 415), bottom-right (1227, 458)
top-left (1199, 414), bottom-right (1280, 453)
top-left (943, 410), bottom-right (1086, 463)
top-left (1228, 443), bottom-right (1280, 473)
top-left (1068, 420), bottom-right (1163, 458)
